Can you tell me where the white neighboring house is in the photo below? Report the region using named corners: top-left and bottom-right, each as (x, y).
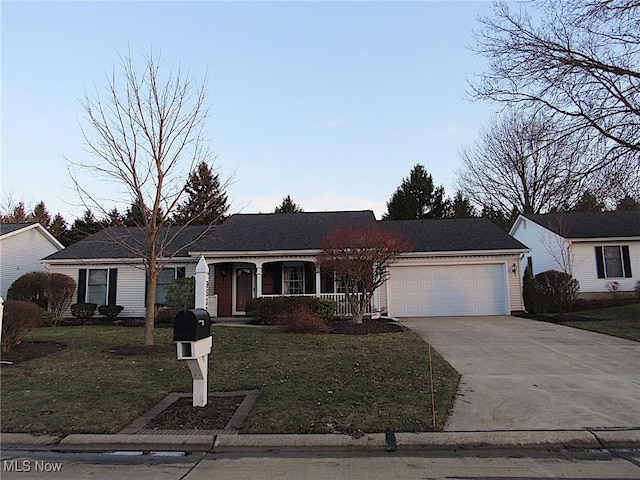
top-left (0, 223), bottom-right (64, 299)
top-left (510, 212), bottom-right (640, 298)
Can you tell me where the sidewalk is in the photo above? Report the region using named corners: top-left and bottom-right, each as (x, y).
top-left (2, 429), bottom-right (639, 454)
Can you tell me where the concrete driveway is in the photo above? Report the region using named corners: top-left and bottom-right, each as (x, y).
top-left (401, 316), bottom-right (640, 431)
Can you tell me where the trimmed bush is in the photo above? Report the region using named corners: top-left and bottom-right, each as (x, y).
top-left (277, 305), bottom-right (330, 334)
top-left (534, 270), bottom-right (580, 315)
top-left (6, 271), bottom-right (49, 309)
top-left (522, 264), bottom-right (543, 314)
top-left (70, 303), bottom-right (97, 320)
top-left (97, 305), bottom-right (124, 319)
top-left (2, 300), bottom-right (42, 353)
top-left (47, 273), bottom-right (76, 324)
top-left (165, 277), bottom-right (195, 310)
top-left (246, 296), bottom-right (337, 325)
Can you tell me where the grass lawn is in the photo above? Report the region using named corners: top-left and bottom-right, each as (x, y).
top-left (0, 326), bottom-right (460, 435)
top-left (560, 303), bottom-right (640, 342)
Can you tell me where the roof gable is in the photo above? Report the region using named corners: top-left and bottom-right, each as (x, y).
top-left (522, 212), bottom-right (640, 239)
top-left (0, 222), bottom-right (64, 250)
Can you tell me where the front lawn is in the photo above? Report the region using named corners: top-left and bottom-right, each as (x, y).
top-left (560, 303), bottom-right (640, 342)
top-left (0, 325), bottom-right (460, 435)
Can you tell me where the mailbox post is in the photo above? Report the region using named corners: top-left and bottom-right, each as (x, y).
top-left (173, 309), bottom-right (212, 407)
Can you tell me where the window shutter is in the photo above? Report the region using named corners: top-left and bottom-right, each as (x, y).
top-left (108, 269), bottom-right (118, 305)
top-left (594, 247), bottom-right (605, 278)
top-left (622, 246), bottom-right (632, 278)
top-left (77, 269), bottom-right (87, 303)
top-left (177, 267), bottom-right (186, 279)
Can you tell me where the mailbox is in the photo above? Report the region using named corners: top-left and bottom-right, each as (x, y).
top-left (173, 308), bottom-right (211, 342)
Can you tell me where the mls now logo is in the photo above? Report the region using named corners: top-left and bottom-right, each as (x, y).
top-left (3, 459), bottom-right (63, 473)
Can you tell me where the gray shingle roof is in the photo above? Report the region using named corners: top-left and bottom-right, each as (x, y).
top-left (523, 212), bottom-right (640, 239)
top-left (44, 225), bottom-right (209, 260)
top-left (192, 211), bottom-right (377, 252)
top-left (0, 223), bottom-right (37, 236)
top-left (384, 217), bottom-right (527, 252)
top-left (45, 211), bottom-right (527, 261)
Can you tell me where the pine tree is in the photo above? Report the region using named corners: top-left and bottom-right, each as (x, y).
top-left (383, 164), bottom-right (449, 220)
top-left (31, 201), bottom-right (52, 228)
top-left (49, 213), bottom-right (70, 246)
top-left (274, 195), bottom-right (303, 213)
top-left (174, 161), bottom-right (229, 225)
top-left (449, 191), bottom-right (477, 218)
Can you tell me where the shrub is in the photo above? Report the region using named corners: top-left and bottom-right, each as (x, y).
top-left (2, 300), bottom-right (42, 353)
top-left (6, 271), bottom-right (49, 309)
top-left (523, 264), bottom-right (544, 314)
top-left (97, 305), bottom-right (124, 319)
top-left (606, 281), bottom-right (620, 299)
top-left (47, 273), bottom-right (76, 324)
top-left (70, 303), bottom-right (97, 320)
top-left (155, 306), bottom-right (179, 325)
top-left (246, 296), bottom-right (337, 324)
top-left (636, 280), bottom-right (640, 300)
top-left (534, 270), bottom-right (580, 315)
top-left (165, 277), bottom-right (195, 310)
top-left (277, 305), bottom-right (330, 334)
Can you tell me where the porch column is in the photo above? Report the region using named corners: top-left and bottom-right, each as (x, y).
top-left (195, 256), bottom-right (209, 310)
top-left (315, 265), bottom-right (321, 297)
top-left (256, 264), bottom-right (263, 298)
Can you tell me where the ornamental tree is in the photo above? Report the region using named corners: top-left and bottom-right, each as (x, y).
top-left (318, 226), bottom-right (412, 324)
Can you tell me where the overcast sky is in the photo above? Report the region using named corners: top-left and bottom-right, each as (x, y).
top-left (2, 1), bottom-right (497, 221)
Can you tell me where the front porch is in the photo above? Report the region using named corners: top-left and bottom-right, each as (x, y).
top-left (194, 257), bottom-right (378, 318)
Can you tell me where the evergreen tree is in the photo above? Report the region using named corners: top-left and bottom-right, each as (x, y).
top-left (274, 195), bottom-right (303, 213)
top-left (615, 195), bottom-right (640, 211)
top-left (572, 191), bottom-right (605, 213)
top-left (449, 191), bottom-right (477, 218)
top-left (49, 213), bottom-right (70, 246)
top-left (174, 161), bottom-right (229, 225)
top-left (383, 164), bottom-right (449, 220)
top-left (31, 201), bottom-right (52, 228)
top-left (3, 201), bottom-right (29, 223)
top-left (67, 209), bottom-right (105, 243)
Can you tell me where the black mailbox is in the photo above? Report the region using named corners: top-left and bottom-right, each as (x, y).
top-left (173, 308), bottom-right (211, 341)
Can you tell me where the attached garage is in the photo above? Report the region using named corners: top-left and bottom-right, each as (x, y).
top-left (388, 263), bottom-right (510, 317)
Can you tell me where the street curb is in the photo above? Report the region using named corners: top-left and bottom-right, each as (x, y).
top-left (2, 430), bottom-right (639, 454)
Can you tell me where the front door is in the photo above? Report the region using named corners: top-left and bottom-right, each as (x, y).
top-left (235, 268), bottom-right (254, 314)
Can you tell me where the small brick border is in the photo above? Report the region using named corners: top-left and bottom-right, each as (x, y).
top-left (119, 390), bottom-right (260, 435)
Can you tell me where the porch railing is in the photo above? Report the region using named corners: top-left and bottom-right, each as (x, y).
top-left (259, 293), bottom-right (374, 317)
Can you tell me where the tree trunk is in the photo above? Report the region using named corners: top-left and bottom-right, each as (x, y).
top-left (144, 266), bottom-right (157, 346)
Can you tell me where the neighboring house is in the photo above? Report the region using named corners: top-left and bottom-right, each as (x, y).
top-left (0, 223), bottom-right (64, 299)
top-left (43, 211), bottom-right (528, 318)
top-left (510, 211), bottom-right (640, 298)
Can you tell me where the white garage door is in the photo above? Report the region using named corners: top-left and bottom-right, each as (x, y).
top-left (389, 264), bottom-right (509, 317)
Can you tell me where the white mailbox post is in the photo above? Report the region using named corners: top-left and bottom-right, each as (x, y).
top-left (173, 308), bottom-right (212, 407)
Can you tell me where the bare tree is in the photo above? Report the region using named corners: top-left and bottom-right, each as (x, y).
top-left (470, 0), bottom-right (640, 173)
top-left (457, 110), bottom-right (590, 215)
top-left (318, 226), bottom-right (412, 324)
top-left (69, 52), bottom-right (219, 345)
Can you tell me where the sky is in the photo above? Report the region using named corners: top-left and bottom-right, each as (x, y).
top-left (2, 1), bottom-right (497, 222)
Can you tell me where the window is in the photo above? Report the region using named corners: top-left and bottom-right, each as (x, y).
top-left (87, 269), bottom-right (108, 305)
top-left (156, 267), bottom-right (186, 305)
top-left (283, 265), bottom-right (304, 295)
top-left (595, 246), bottom-right (632, 279)
top-left (78, 268), bottom-right (117, 306)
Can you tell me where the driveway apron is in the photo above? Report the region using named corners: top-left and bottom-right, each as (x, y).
top-left (401, 316), bottom-right (640, 431)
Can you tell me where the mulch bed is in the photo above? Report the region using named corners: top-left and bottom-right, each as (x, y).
top-left (329, 318), bottom-right (408, 335)
top-left (1, 341), bottom-right (67, 363)
top-left (146, 395), bottom-right (245, 431)
top-left (516, 312), bottom-right (600, 324)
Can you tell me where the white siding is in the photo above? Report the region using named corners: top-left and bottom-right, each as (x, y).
top-left (572, 242), bottom-right (640, 294)
top-left (511, 218), bottom-right (571, 275)
top-left (0, 227), bottom-right (62, 298)
top-left (48, 262), bottom-right (196, 318)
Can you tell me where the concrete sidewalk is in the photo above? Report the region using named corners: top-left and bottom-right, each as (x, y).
top-left (2, 429), bottom-right (639, 454)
